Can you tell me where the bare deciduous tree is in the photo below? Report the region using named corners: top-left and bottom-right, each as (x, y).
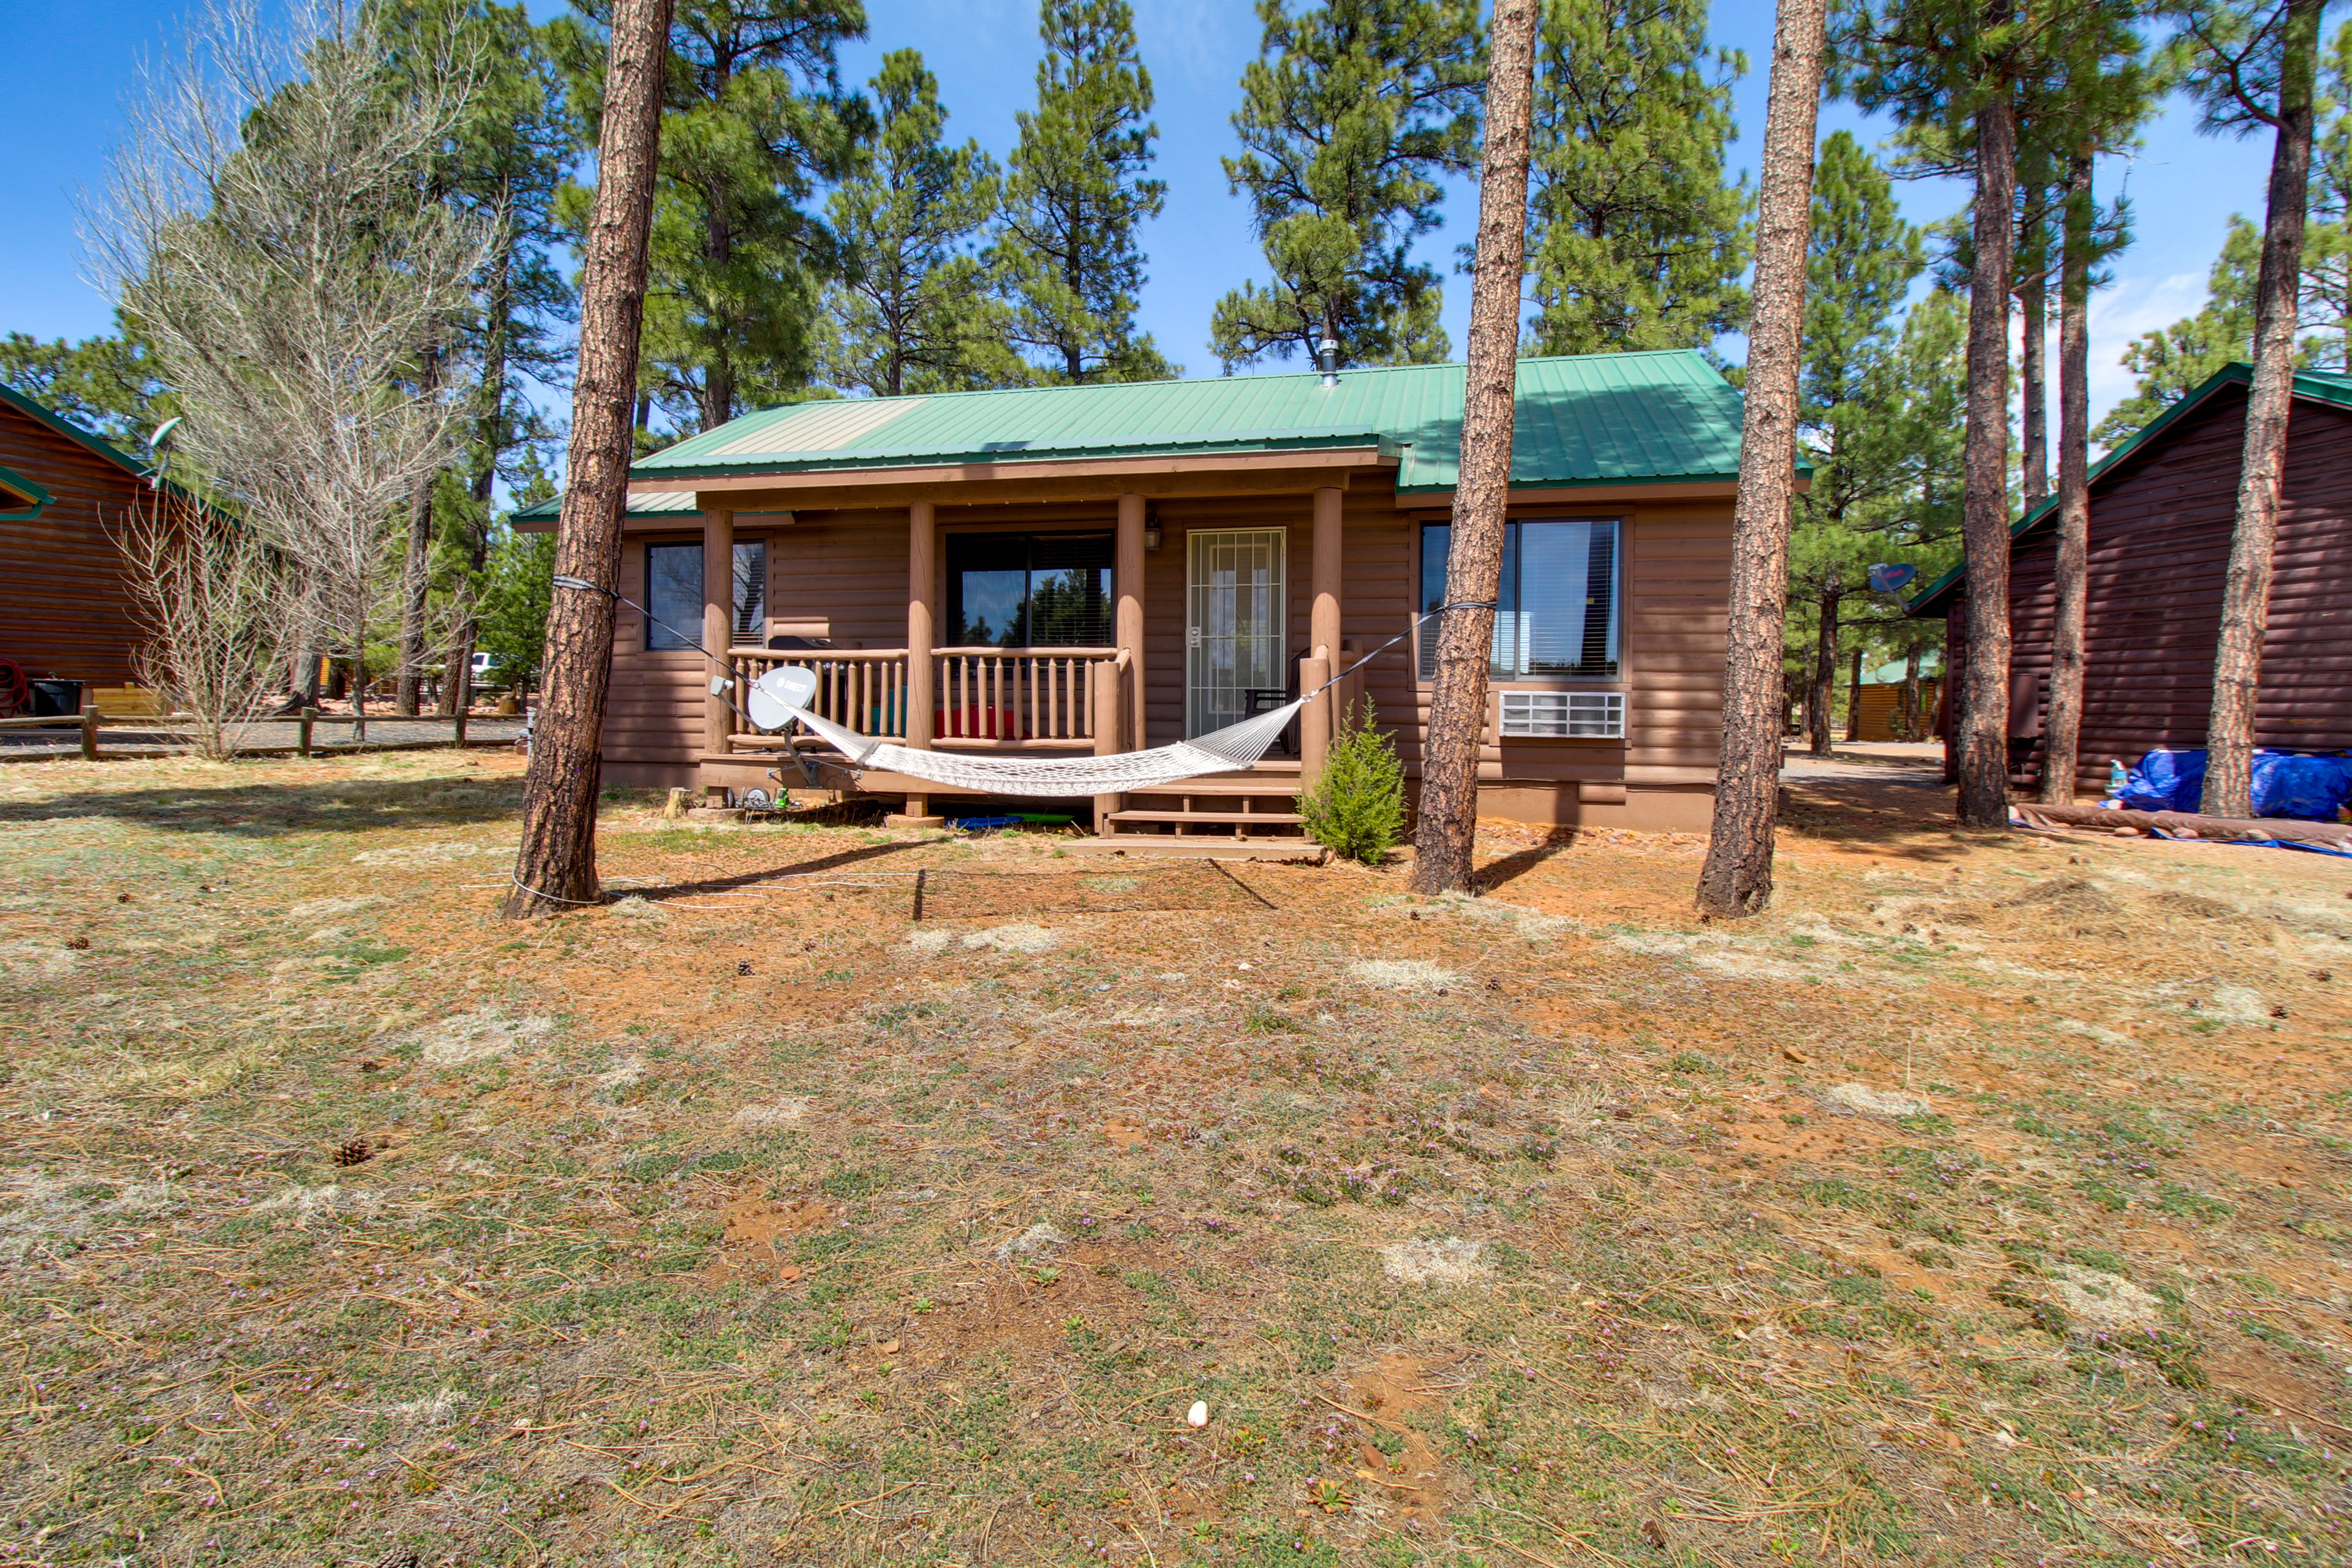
top-left (85, 0), bottom-right (488, 732)
top-left (110, 494), bottom-right (287, 760)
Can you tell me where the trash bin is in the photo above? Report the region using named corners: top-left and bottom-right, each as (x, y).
top-left (28, 679), bottom-right (83, 718)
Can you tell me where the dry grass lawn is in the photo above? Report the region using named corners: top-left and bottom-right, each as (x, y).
top-left (0, 749), bottom-right (2348, 1567)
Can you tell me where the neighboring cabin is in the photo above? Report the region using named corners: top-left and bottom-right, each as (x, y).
top-left (0, 385), bottom-right (162, 705)
top-left (1910, 364), bottom-right (2352, 795)
top-left (524, 350), bottom-right (1773, 840)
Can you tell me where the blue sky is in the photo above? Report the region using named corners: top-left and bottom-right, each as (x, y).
top-left (0, 0), bottom-right (2282, 432)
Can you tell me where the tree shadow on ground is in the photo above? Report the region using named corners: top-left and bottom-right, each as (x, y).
top-left (612, 839), bottom-right (937, 903)
top-left (0, 774), bottom-right (526, 838)
top-left (1781, 777), bottom-right (1984, 867)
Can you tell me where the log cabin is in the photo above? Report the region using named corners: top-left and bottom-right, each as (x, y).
top-left (519, 350), bottom-right (1767, 842)
top-left (1909, 363), bottom-right (2352, 794)
top-left (0, 384), bottom-right (164, 707)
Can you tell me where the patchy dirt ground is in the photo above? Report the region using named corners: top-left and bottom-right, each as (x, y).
top-left (1, 748), bottom-right (2348, 1567)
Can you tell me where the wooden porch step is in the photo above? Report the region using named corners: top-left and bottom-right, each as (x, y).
top-left (1107, 809), bottom-right (1306, 826)
top-left (1123, 778), bottom-right (1302, 798)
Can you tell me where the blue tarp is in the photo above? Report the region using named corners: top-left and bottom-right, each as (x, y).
top-left (2109, 748), bottom-right (2352, 821)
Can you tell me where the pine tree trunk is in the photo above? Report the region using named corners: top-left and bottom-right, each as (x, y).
top-left (2040, 149), bottom-right (2095, 806)
top-left (2019, 185), bottom-right (2049, 511)
top-left (2203, 0), bottom-right (2323, 818)
top-left (1807, 583), bottom-right (1840, 756)
top-left (1410, 0), bottom-right (1538, 895)
top-left (447, 232), bottom-right (517, 720)
top-left (1956, 81), bottom-right (2018, 831)
top-left (396, 344), bottom-right (443, 717)
top-left (503, 0), bottom-right (674, 920)
top-left (1695, 0), bottom-right (1828, 919)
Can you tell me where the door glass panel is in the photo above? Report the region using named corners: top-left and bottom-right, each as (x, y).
top-left (1186, 529), bottom-right (1286, 738)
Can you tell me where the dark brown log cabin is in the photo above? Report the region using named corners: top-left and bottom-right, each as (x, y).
top-left (1910, 364), bottom-right (2352, 795)
top-left (0, 385), bottom-right (165, 701)
top-left (519, 351), bottom-right (1781, 840)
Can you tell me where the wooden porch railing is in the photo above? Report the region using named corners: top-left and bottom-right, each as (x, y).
top-left (930, 646), bottom-right (1119, 750)
top-left (721, 646), bottom-right (1131, 756)
top-left (727, 647), bottom-right (911, 744)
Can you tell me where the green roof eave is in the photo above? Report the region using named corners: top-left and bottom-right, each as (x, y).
top-left (0, 460), bottom-right (53, 519)
top-left (1904, 361), bottom-right (2334, 617)
top-left (0, 382), bottom-right (219, 516)
top-left (628, 426), bottom-right (1406, 481)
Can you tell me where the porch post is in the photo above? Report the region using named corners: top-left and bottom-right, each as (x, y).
top-left (1115, 492), bottom-right (1146, 749)
top-left (701, 506), bottom-right (734, 795)
top-left (1311, 484), bottom-right (1344, 736)
top-left (895, 499), bottom-right (943, 826)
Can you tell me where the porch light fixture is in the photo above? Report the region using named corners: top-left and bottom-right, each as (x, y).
top-left (1144, 525), bottom-right (1163, 551)
top-left (1317, 333), bottom-right (1340, 388)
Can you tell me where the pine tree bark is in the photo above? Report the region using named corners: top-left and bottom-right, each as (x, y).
top-left (2202, 0), bottom-right (2323, 818)
top-left (1694, 0), bottom-right (1827, 918)
top-left (1955, 78), bottom-right (2018, 831)
top-left (1807, 581), bottom-right (1840, 756)
top-left (1410, 0), bottom-right (1538, 895)
top-left (2040, 148), bottom-right (2095, 805)
top-left (2018, 184), bottom-right (2049, 511)
top-left (503, 0), bottom-right (674, 919)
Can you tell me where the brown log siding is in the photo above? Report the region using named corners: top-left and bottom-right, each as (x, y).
top-left (597, 472), bottom-right (1735, 815)
top-left (0, 402), bottom-right (149, 688)
top-left (1997, 384), bottom-right (2352, 793)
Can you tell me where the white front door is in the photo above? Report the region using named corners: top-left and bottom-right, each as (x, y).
top-left (1185, 528), bottom-right (1287, 739)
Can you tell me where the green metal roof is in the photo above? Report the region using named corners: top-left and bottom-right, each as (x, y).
top-left (625, 350), bottom-right (1756, 495)
top-left (1907, 362), bottom-right (2352, 617)
top-left (0, 459), bottom-right (52, 519)
top-left (0, 383), bottom-right (215, 515)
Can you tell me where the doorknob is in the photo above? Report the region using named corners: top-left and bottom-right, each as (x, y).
top-left (1187, 626), bottom-right (1200, 647)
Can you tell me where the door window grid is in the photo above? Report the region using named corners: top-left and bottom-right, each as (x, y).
top-left (1186, 529), bottom-right (1286, 739)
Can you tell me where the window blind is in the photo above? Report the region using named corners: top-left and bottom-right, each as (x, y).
top-left (1418, 519), bottom-right (1620, 682)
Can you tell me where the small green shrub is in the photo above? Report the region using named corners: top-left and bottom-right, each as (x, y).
top-left (1295, 699), bottom-right (1406, 865)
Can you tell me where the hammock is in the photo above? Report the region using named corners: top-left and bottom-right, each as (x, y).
top-left (552, 570), bottom-right (1481, 799)
top-left (748, 665), bottom-right (1306, 796)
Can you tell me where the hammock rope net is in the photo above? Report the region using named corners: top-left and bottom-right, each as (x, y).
top-left (778, 695), bottom-right (1308, 797)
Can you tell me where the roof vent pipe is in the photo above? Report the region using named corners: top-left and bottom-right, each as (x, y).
top-left (1318, 333), bottom-right (1340, 388)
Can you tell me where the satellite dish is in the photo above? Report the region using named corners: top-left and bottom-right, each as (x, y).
top-left (149, 415), bottom-right (184, 450)
top-left (1866, 563), bottom-right (1918, 594)
top-left (745, 664), bottom-right (819, 732)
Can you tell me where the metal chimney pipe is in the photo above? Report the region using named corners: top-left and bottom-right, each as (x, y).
top-left (1318, 333), bottom-right (1340, 388)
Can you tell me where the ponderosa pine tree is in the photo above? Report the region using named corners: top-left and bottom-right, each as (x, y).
top-left (554, 0), bottom-right (869, 435)
top-left (2169, 0), bottom-right (2328, 818)
top-left (1409, 0), bottom-right (1537, 896)
top-left (1523, 0), bottom-right (1752, 356)
top-left (823, 50), bottom-right (1013, 395)
top-left (1836, 0), bottom-right (2024, 831)
top-left (1694, 0), bottom-right (1830, 918)
top-left (1210, 0), bottom-right (1483, 371)
top-left (2029, 10), bottom-right (2150, 804)
top-left (997, 0), bottom-right (1172, 383)
top-left (1789, 130), bottom-right (1923, 756)
top-left (505, 0), bottom-right (673, 918)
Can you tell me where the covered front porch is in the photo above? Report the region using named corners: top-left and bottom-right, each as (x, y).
top-left (682, 488), bottom-right (1366, 843)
